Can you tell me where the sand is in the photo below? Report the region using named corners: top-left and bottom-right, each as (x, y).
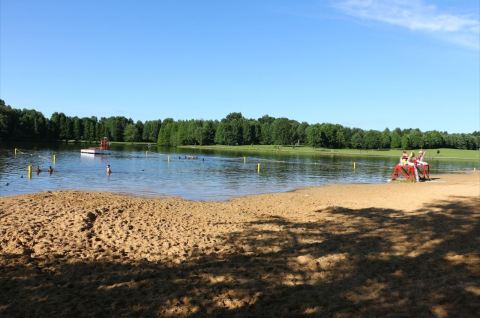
top-left (1, 172), bottom-right (479, 317)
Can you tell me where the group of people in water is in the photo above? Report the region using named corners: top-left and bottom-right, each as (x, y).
top-left (31, 164), bottom-right (109, 177)
top-left (178, 155), bottom-right (201, 160)
top-left (34, 165), bottom-right (54, 175)
top-left (104, 155), bottom-right (205, 175)
top-left (399, 149), bottom-right (428, 182)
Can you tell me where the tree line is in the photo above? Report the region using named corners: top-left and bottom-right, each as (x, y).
top-left (1, 99), bottom-right (479, 150)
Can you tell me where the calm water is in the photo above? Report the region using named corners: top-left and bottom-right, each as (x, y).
top-left (0, 144), bottom-right (478, 200)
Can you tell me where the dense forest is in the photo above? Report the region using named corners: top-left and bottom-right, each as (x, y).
top-left (1, 99), bottom-right (479, 150)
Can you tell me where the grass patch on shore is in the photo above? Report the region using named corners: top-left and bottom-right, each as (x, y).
top-left (180, 145), bottom-right (480, 160)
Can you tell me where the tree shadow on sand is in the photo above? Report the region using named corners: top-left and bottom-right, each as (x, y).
top-left (1, 197), bottom-right (479, 317)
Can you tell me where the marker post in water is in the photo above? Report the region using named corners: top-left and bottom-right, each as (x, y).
top-left (167, 155), bottom-right (170, 163)
top-left (244, 156), bottom-right (246, 164)
top-left (353, 162), bottom-right (356, 170)
top-left (27, 164), bottom-right (32, 179)
top-left (257, 163), bottom-right (261, 173)
top-left (52, 154), bottom-right (56, 164)
top-left (14, 148), bottom-right (17, 157)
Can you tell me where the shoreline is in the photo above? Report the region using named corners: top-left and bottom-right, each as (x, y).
top-left (1, 172), bottom-right (479, 317)
top-left (179, 145), bottom-right (480, 161)
top-left (1, 171), bottom-right (477, 202)
top-left (4, 142), bottom-right (478, 161)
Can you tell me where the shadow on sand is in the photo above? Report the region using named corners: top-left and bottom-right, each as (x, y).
top-left (1, 197), bottom-right (479, 317)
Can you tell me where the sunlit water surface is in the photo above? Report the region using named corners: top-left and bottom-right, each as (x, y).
top-left (0, 144), bottom-right (477, 200)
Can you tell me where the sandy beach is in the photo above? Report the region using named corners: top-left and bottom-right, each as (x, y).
top-left (1, 172), bottom-right (479, 317)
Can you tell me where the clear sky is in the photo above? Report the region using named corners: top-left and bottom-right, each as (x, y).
top-left (1, 0), bottom-right (479, 132)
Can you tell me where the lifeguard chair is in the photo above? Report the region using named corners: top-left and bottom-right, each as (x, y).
top-left (391, 162), bottom-right (430, 182)
top-left (417, 164), bottom-right (430, 181)
top-left (391, 164), bottom-right (417, 182)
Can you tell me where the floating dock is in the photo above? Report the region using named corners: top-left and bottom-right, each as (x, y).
top-left (80, 148), bottom-right (111, 155)
top-left (80, 137), bottom-right (111, 155)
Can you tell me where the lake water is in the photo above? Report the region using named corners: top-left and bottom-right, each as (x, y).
top-left (0, 144), bottom-right (478, 200)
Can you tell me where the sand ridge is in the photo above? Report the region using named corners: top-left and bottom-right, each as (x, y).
top-left (1, 172), bottom-right (479, 317)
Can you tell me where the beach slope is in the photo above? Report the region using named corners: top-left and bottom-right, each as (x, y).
top-left (1, 173), bottom-right (479, 317)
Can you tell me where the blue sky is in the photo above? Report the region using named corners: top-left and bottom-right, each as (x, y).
top-left (1, 0), bottom-right (479, 132)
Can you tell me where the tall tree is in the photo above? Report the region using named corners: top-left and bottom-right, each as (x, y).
top-left (72, 117), bottom-right (83, 141)
top-left (124, 123), bottom-right (141, 142)
top-left (390, 129), bottom-right (402, 148)
top-left (272, 118), bottom-right (294, 145)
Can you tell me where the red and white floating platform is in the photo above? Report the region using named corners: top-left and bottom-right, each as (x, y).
top-left (80, 148), bottom-right (111, 155)
top-left (81, 137), bottom-right (111, 155)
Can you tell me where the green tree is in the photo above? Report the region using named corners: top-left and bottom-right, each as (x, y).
top-left (124, 123), bottom-right (141, 142)
top-left (390, 129), bottom-right (402, 148)
top-left (0, 100), bottom-right (12, 141)
top-left (142, 121), bottom-right (152, 141)
top-left (423, 131), bottom-right (443, 148)
top-left (401, 134), bottom-right (410, 149)
top-left (258, 115), bottom-right (275, 145)
top-left (306, 124), bottom-right (322, 147)
top-left (149, 120), bottom-right (161, 142)
top-left (82, 117), bottom-right (97, 142)
top-left (157, 121), bottom-right (174, 146)
top-left (336, 129), bottom-right (347, 148)
top-left (72, 117), bottom-right (83, 141)
top-left (215, 113), bottom-right (245, 145)
top-left (141, 120), bottom-right (161, 142)
top-left (199, 120), bottom-right (216, 145)
top-left (314, 124), bottom-right (345, 148)
top-left (407, 129), bottom-right (423, 148)
top-left (295, 122), bottom-right (309, 145)
top-left (351, 132), bottom-right (364, 149)
top-left (135, 121), bottom-right (144, 141)
top-left (364, 130), bottom-right (382, 149)
top-left (272, 118), bottom-right (294, 145)
top-left (381, 128), bottom-right (391, 148)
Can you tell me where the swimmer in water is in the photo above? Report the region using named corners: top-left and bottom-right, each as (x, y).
top-left (48, 166), bottom-right (54, 175)
top-left (35, 166), bottom-right (41, 175)
top-left (106, 164), bottom-right (112, 175)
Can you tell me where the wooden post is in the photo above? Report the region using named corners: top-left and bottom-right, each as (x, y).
top-left (257, 163), bottom-right (261, 173)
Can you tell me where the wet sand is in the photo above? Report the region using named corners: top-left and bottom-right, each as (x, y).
top-left (1, 173), bottom-right (479, 317)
